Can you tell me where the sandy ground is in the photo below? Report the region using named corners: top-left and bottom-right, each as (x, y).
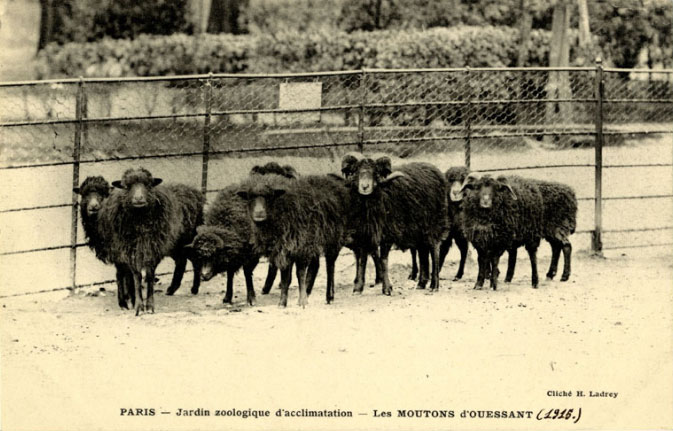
top-left (1, 247), bottom-right (672, 431)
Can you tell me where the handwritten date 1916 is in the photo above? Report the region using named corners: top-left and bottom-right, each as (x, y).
top-left (536, 408), bottom-right (582, 424)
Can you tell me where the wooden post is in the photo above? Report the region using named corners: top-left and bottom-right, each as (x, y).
top-left (201, 73), bottom-right (213, 194)
top-left (593, 58), bottom-right (604, 254)
top-left (70, 78), bottom-right (84, 290)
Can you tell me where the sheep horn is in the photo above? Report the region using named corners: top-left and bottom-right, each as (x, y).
top-left (381, 171), bottom-right (406, 183)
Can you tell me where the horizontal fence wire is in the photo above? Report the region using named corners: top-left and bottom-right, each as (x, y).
top-left (1, 66), bottom-right (671, 297)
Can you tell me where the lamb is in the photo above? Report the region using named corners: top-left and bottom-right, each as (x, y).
top-left (460, 175), bottom-right (544, 290)
top-left (74, 176), bottom-right (133, 309)
top-left (497, 177), bottom-right (577, 282)
top-left (185, 184), bottom-right (259, 305)
top-left (236, 173), bottom-right (349, 307)
top-left (97, 167), bottom-right (205, 315)
top-left (342, 154), bottom-right (449, 294)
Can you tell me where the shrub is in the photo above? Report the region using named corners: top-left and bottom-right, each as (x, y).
top-left (36, 26), bottom-right (556, 78)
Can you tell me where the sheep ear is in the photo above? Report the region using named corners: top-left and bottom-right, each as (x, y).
top-left (236, 190), bottom-right (249, 200)
top-left (459, 175), bottom-right (477, 193)
top-left (282, 165), bottom-right (298, 179)
top-left (250, 165), bottom-right (262, 175)
top-left (111, 180), bottom-right (123, 189)
top-left (375, 156), bottom-right (392, 178)
top-left (497, 180), bottom-right (517, 200)
top-left (72, 187), bottom-right (81, 194)
top-left (381, 171), bottom-right (405, 184)
top-left (152, 178), bottom-right (163, 187)
top-left (341, 153), bottom-right (360, 177)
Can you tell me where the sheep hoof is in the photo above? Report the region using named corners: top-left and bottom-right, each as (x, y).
top-left (352, 289), bottom-right (363, 295)
top-left (191, 287), bottom-right (199, 295)
top-left (473, 284), bottom-right (484, 290)
top-left (247, 297), bottom-right (256, 307)
top-left (382, 287), bottom-right (392, 296)
top-left (452, 276), bottom-right (462, 282)
top-left (261, 287), bottom-right (271, 295)
top-left (560, 274), bottom-right (570, 282)
top-left (408, 273), bottom-right (418, 281)
top-left (298, 297), bottom-right (308, 308)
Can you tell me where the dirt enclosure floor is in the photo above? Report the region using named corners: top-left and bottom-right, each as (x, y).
top-left (1, 246), bottom-right (672, 431)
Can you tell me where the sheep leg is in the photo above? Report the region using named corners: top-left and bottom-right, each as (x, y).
top-left (133, 270), bottom-right (144, 316)
top-left (325, 252), bottom-right (338, 304)
top-left (438, 235), bottom-right (452, 273)
top-left (371, 253), bottom-right (383, 287)
top-left (526, 243), bottom-right (540, 288)
top-left (429, 242), bottom-right (441, 291)
top-left (504, 247), bottom-right (517, 283)
top-left (489, 255), bottom-right (501, 291)
top-left (352, 249), bottom-right (361, 286)
top-left (115, 264), bottom-right (129, 310)
top-left (306, 257), bottom-right (320, 296)
top-left (296, 260), bottom-right (309, 308)
top-left (408, 248), bottom-right (419, 280)
top-left (278, 265), bottom-right (292, 308)
top-left (223, 269), bottom-right (235, 304)
top-left (353, 248), bottom-right (367, 294)
top-left (416, 245), bottom-right (429, 289)
top-left (546, 240), bottom-right (561, 280)
top-left (124, 269), bottom-right (135, 307)
top-left (145, 267), bottom-right (156, 314)
top-left (166, 256), bottom-right (187, 296)
top-left (190, 258), bottom-right (202, 295)
top-left (560, 241), bottom-right (572, 282)
top-left (243, 259), bottom-right (258, 306)
top-left (474, 252), bottom-right (487, 290)
top-left (454, 235), bottom-right (468, 281)
top-left (379, 245), bottom-right (393, 296)
top-left (261, 264), bottom-right (278, 295)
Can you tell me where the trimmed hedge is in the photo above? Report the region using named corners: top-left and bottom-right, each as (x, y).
top-left (36, 26), bottom-right (562, 78)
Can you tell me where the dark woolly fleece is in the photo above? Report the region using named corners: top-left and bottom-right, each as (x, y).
top-left (192, 184), bottom-right (255, 275)
top-left (238, 173), bottom-right (350, 269)
top-left (524, 178), bottom-right (577, 242)
top-left (462, 175), bottom-right (544, 255)
top-left (250, 162), bottom-right (298, 179)
top-left (346, 161), bottom-right (449, 251)
top-left (77, 176), bottom-right (112, 262)
top-left (98, 170), bottom-right (204, 271)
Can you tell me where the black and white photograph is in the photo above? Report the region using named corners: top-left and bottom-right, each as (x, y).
top-left (0, 0), bottom-right (671, 430)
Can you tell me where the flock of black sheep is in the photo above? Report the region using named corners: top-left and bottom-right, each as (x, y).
top-left (73, 153), bottom-right (577, 316)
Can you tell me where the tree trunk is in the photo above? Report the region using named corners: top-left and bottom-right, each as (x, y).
top-left (207, 0), bottom-right (245, 34)
top-left (38, 0), bottom-right (54, 51)
top-left (516, 0), bottom-right (532, 67)
top-left (545, 1), bottom-right (573, 142)
top-left (576, 0), bottom-right (593, 65)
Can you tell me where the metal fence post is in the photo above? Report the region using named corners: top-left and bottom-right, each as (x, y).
top-left (464, 67), bottom-right (472, 169)
top-left (358, 69), bottom-right (367, 153)
top-left (593, 58), bottom-right (604, 254)
top-left (70, 78), bottom-right (85, 290)
top-left (201, 73), bottom-right (213, 194)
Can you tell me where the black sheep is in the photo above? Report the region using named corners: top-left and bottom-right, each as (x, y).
top-left (461, 175), bottom-right (544, 290)
top-left (98, 168), bottom-right (205, 315)
top-left (185, 184), bottom-right (259, 305)
top-left (439, 166), bottom-right (471, 280)
top-left (237, 173), bottom-right (349, 307)
top-left (498, 177), bottom-right (577, 282)
top-left (74, 176), bottom-right (133, 309)
top-left (342, 154), bottom-right (449, 294)
top-left (248, 162), bottom-right (310, 294)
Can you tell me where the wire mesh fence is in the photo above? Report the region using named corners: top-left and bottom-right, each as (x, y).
top-left (1, 63), bottom-right (672, 297)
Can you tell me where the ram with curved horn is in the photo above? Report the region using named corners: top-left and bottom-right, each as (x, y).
top-left (342, 154), bottom-right (449, 294)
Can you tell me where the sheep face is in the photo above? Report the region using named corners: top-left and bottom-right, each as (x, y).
top-left (343, 155), bottom-right (405, 196)
top-left (186, 227), bottom-right (226, 281)
top-left (74, 176), bottom-right (110, 217)
top-left (237, 186), bottom-right (286, 224)
top-left (445, 167), bottom-right (470, 202)
top-left (462, 176), bottom-right (517, 209)
top-left (111, 168), bottom-right (163, 209)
